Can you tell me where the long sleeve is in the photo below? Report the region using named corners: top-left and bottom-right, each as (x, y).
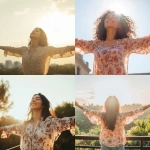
top-left (75, 38), bottom-right (101, 54)
top-left (46, 46), bottom-right (75, 59)
top-left (3, 123), bottom-right (24, 137)
top-left (122, 36), bottom-right (150, 55)
top-left (0, 46), bottom-right (27, 57)
top-left (83, 107), bottom-right (102, 125)
top-left (45, 116), bottom-right (75, 141)
top-left (122, 106), bottom-right (144, 124)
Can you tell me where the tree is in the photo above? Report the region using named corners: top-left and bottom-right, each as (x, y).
top-left (126, 116), bottom-right (150, 147)
top-left (0, 80), bottom-right (13, 114)
top-left (55, 102), bottom-right (75, 117)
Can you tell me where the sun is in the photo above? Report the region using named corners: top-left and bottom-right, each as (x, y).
top-left (107, 0), bottom-right (131, 15)
top-left (38, 12), bottom-right (74, 47)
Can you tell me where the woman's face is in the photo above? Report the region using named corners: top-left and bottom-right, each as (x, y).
top-left (30, 28), bottom-right (41, 39)
top-left (30, 94), bottom-right (43, 110)
top-left (104, 12), bottom-right (119, 30)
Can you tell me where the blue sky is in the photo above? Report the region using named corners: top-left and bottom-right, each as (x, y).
top-left (76, 0), bottom-right (150, 73)
top-left (76, 75), bottom-right (150, 106)
top-left (0, 75), bottom-right (75, 120)
top-left (0, 0), bottom-right (75, 65)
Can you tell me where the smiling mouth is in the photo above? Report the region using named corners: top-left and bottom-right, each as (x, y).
top-left (31, 103), bottom-right (37, 106)
top-left (107, 21), bottom-right (113, 23)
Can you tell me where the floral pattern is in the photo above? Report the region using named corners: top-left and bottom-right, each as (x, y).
top-left (3, 116), bottom-right (75, 150)
top-left (75, 36), bottom-right (150, 75)
top-left (2, 46), bottom-right (75, 75)
top-left (83, 106), bottom-right (144, 147)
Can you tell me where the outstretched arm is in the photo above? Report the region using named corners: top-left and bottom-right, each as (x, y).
top-left (124, 104), bottom-right (150, 124)
top-left (75, 101), bottom-right (101, 125)
top-left (0, 123), bottom-right (23, 138)
top-left (75, 38), bottom-right (101, 54)
top-left (75, 101), bottom-right (84, 110)
top-left (47, 46), bottom-right (75, 59)
top-left (0, 46), bottom-right (27, 57)
top-left (123, 36), bottom-right (150, 55)
top-left (142, 104), bottom-right (150, 110)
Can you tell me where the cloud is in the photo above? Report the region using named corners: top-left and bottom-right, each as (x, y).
top-left (47, 0), bottom-right (74, 14)
top-left (14, 8), bottom-right (31, 15)
top-left (66, 8), bottom-right (75, 15)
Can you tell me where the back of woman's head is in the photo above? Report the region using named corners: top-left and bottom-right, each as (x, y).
top-left (102, 96), bottom-right (120, 131)
top-left (28, 28), bottom-right (48, 47)
top-left (94, 10), bottom-right (136, 40)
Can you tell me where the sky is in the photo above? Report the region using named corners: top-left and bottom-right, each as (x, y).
top-left (0, 0), bottom-right (75, 65)
top-left (0, 75), bottom-right (75, 120)
top-left (76, 76), bottom-right (150, 106)
top-left (76, 0), bottom-right (150, 74)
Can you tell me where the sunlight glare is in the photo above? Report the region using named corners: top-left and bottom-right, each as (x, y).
top-left (107, 1), bottom-right (130, 16)
top-left (38, 12), bottom-right (74, 46)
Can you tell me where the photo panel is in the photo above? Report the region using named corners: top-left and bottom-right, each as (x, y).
top-left (75, 0), bottom-right (150, 75)
top-left (75, 75), bottom-right (150, 149)
top-left (0, 75), bottom-right (75, 150)
top-left (0, 0), bottom-right (75, 75)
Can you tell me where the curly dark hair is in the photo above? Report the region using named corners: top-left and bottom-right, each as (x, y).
top-left (93, 10), bottom-right (136, 40)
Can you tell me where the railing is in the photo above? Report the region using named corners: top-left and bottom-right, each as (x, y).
top-left (6, 145), bottom-right (20, 150)
top-left (75, 135), bottom-right (150, 150)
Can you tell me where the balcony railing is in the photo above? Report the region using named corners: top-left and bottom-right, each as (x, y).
top-left (75, 135), bottom-right (150, 150)
top-left (6, 145), bottom-right (20, 150)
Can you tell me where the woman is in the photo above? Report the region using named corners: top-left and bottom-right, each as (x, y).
top-left (0, 93), bottom-right (75, 150)
top-left (76, 10), bottom-right (150, 75)
top-left (0, 28), bottom-right (75, 75)
top-left (75, 96), bottom-right (150, 150)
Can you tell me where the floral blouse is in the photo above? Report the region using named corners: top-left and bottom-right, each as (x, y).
top-left (75, 36), bottom-right (150, 75)
top-left (3, 116), bottom-right (75, 150)
top-left (1, 46), bottom-right (75, 75)
top-left (83, 106), bottom-right (144, 147)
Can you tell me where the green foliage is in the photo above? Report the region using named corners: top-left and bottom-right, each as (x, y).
top-left (0, 67), bottom-right (23, 75)
top-left (48, 64), bottom-right (75, 75)
top-left (55, 102), bottom-right (75, 118)
top-left (75, 125), bottom-right (80, 135)
top-left (0, 80), bottom-right (13, 113)
top-left (0, 64), bottom-right (75, 75)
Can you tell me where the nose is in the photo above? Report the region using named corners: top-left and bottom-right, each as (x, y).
top-left (31, 98), bottom-right (36, 102)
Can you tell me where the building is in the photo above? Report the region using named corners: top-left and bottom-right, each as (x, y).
top-left (13, 61), bottom-right (21, 68)
top-left (5, 60), bottom-right (13, 68)
top-left (0, 63), bottom-right (4, 69)
top-left (75, 54), bottom-right (91, 75)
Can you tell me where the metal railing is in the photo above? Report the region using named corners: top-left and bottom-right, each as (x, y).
top-left (6, 145), bottom-right (20, 150)
top-left (75, 135), bottom-right (150, 150)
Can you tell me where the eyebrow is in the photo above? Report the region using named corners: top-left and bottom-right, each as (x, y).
top-left (32, 96), bottom-right (40, 99)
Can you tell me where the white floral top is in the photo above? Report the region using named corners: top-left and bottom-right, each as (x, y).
top-left (76, 36), bottom-right (150, 75)
top-left (83, 106), bottom-right (144, 147)
top-left (1, 46), bottom-right (75, 75)
top-left (3, 116), bottom-right (75, 150)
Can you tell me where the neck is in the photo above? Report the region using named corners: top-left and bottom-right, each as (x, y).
top-left (106, 28), bottom-right (116, 41)
top-left (30, 39), bottom-right (39, 49)
top-left (32, 109), bottom-right (42, 123)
